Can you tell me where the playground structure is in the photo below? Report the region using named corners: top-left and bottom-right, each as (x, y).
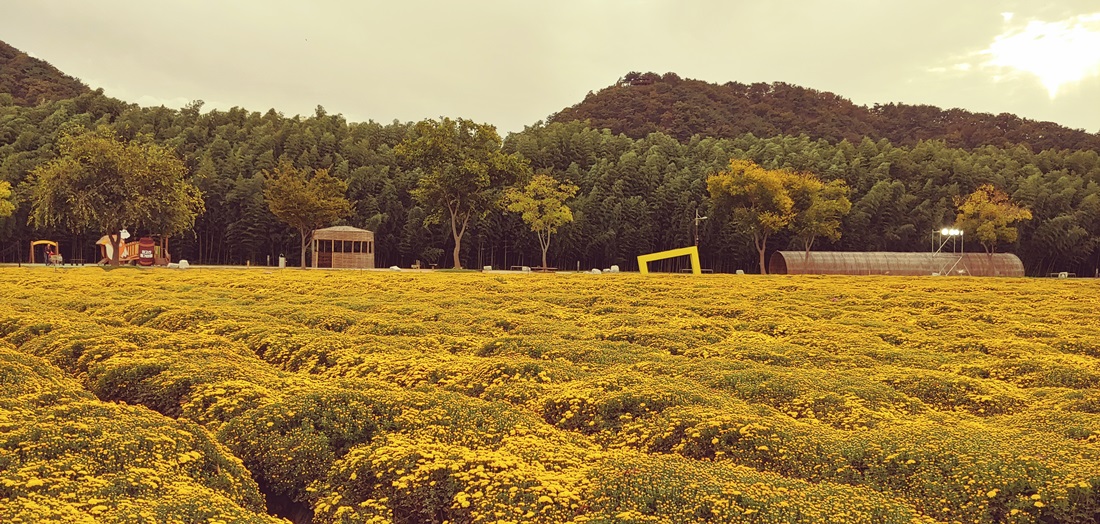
top-left (637, 246), bottom-right (702, 275)
top-left (29, 240), bottom-right (63, 265)
top-left (96, 235), bottom-right (171, 266)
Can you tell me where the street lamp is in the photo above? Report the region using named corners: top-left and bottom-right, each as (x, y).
top-left (694, 209), bottom-right (708, 247)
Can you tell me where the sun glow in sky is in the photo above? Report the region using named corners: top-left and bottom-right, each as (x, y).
top-left (982, 13), bottom-right (1100, 98)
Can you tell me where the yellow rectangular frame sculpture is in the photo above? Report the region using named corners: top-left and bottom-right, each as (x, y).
top-left (637, 246), bottom-right (702, 275)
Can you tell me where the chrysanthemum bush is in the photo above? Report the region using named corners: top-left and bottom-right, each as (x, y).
top-left (0, 344), bottom-right (281, 523)
top-left (2, 267), bottom-right (1100, 523)
top-left (580, 452), bottom-right (939, 524)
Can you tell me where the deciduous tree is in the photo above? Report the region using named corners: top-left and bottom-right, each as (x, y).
top-left (954, 184), bottom-right (1032, 255)
top-left (504, 173), bottom-right (579, 269)
top-left (29, 130), bottom-right (203, 266)
top-left (262, 160), bottom-right (351, 269)
top-left (396, 118), bottom-right (528, 269)
top-left (707, 159), bottom-right (793, 274)
top-left (788, 174), bottom-right (851, 258)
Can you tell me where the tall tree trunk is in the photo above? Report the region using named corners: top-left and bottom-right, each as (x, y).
top-left (539, 229), bottom-right (550, 269)
top-left (451, 215), bottom-right (461, 269)
top-left (450, 212), bottom-right (470, 269)
top-left (754, 232), bottom-right (768, 275)
top-left (803, 236), bottom-right (815, 274)
top-left (300, 227), bottom-right (308, 269)
top-left (109, 234), bottom-right (121, 267)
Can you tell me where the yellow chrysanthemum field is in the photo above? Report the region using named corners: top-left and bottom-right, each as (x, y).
top-left (1, 267), bottom-right (1098, 524)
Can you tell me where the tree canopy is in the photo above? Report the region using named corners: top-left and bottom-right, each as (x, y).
top-left (955, 184), bottom-right (1032, 255)
top-left (553, 72), bottom-right (1100, 151)
top-left (396, 117), bottom-right (529, 269)
top-left (0, 180), bottom-right (14, 219)
top-left (788, 175), bottom-right (852, 256)
top-left (28, 130), bottom-right (203, 265)
top-left (504, 173), bottom-right (579, 269)
top-left (0, 39), bottom-right (89, 107)
top-left (708, 159), bottom-right (794, 274)
top-left (262, 160), bottom-right (351, 269)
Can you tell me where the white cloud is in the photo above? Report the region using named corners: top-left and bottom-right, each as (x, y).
top-left (981, 13), bottom-right (1100, 97)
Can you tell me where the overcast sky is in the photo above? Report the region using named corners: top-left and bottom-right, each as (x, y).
top-left (2, 1), bottom-right (1099, 135)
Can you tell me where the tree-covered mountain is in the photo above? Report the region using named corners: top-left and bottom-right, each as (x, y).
top-left (0, 40), bottom-right (90, 106)
top-left (551, 72), bottom-right (1100, 152)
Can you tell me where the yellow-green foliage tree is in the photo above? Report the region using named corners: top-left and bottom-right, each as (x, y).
top-left (397, 117), bottom-right (529, 269)
top-left (0, 180), bottom-right (14, 219)
top-left (504, 173), bottom-right (579, 269)
top-left (955, 184), bottom-right (1032, 255)
top-left (707, 159), bottom-right (793, 274)
top-left (787, 174), bottom-right (852, 258)
top-left (28, 130), bottom-right (204, 266)
top-left (262, 160), bottom-right (351, 269)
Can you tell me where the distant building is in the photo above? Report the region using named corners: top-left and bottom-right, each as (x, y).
top-left (311, 226), bottom-right (375, 269)
top-left (768, 251), bottom-right (1025, 277)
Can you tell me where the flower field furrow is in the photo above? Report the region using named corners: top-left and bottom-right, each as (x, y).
top-left (2, 267), bottom-right (1099, 523)
top-left (0, 342), bottom-right (282, 523)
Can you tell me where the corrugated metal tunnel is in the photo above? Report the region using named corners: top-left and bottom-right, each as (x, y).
top-left (768, 251), bottom-right (1025, 276)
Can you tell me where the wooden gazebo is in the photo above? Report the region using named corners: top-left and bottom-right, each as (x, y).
top-left (311, 226), bottom-right (375, 269)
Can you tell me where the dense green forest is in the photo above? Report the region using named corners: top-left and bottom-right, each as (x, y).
top-left (1, 55), bottom-right (1099, 275)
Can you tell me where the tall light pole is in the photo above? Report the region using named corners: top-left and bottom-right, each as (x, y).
top-left (939, 228), bottom-right (963, 254)
top-left (694, 209), bottom-right (708, 247)
top-left (933, 227), bottom-right (965, 275)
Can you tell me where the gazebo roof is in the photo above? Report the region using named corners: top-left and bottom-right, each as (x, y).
top-left (314, 225), bottom-right (371, 233)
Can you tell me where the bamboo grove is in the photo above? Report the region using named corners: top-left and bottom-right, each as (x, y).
top-left (2, 90), bottom-right (1100, 274)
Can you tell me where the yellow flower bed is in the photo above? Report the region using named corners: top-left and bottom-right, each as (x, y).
top-left (2, 267), bottom-right (1099, 523)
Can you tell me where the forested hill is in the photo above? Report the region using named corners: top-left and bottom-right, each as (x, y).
top-left (551, 72), bottom-right (1100, 152)
top-left (0, 40), bottom-right (90, 106)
